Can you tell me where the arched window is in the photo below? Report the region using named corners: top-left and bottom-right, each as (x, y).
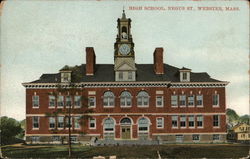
top-left (122, 26), bottom-right (127, 33)
top-left (120, 117), bottom-right (132, 125)
top-left (138, 117), bottom-right (149, 132)
top-left (103, 91), bottom-right (115, 107)
top-left (137, 91), bottom-right (149, 107)
top-left (104, 118), bottom-right (115, 132)
top-left (120, 91), bottom-right (132, 107)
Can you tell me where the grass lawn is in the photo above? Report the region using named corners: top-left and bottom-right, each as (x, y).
top-left (1, 143), bottom-right (249, 158)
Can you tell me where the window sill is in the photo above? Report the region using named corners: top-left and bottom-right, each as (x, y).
top-left (188, 105), bottom-right (195, 107)
top-left (74, 106), bottom-right (82, 109)
top-left (57, 128), bottom-right (64, 130)
top-left (171, 106), bottom-right (178, 108)
top-left (180, 105), bottom-right (186, 108)
top-left (137, 106), bottom-right (149, 108)
top-left (32, 107), bottom-right (39, 109)
top-left (48, 107), bottom-right (55, 109)
top-left (121, 106), bottom-right (132, 108)
top-left (197, 127), bottom-right (204, 129)
top-left (212, 105), bottom-right (220, 108)
top-left (180, 127), bottom-right (187, 129)
top-left (188, 127), bottom-right (195, 129)
top-left (32, 128), bottom-right (39, 130)
top-left (89, 127), bottom-right (96, 130)
top-left (213, 126), bottom-right (220, 129)
top-left (57, 107), bottom-right (64, 109)
top-left (157, 127), bottom-right (164, 129)
top-left (156, 106), bottom-right (164, 108)
top-left (103, 106), bottom-right (114, 108)
top-left (196, 105), bottom-right (204, 108)
top-left (172, 127), bottom-right (178, 129)
top-left (88, 106), bottom-right (96, 109)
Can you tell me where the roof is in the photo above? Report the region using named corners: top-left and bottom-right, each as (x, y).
top-left (29, 64), bottom-right (223, 83)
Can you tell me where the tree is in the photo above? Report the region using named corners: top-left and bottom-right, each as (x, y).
top-left (45, 82), bottom-right (93, 157)
top-left (0, 116), bottom-right (22, 145)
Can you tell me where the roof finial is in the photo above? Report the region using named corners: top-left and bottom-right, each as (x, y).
top-left (122, 6), bottom-right (126, 19)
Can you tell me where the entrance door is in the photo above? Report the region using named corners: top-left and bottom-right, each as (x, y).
top-left (121, 126), bottom-right (131, 139)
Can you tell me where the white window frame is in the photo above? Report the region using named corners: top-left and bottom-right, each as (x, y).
top-left (128, 71), bottom-right (133, 80)
top-left (49, 95), bottom-right (56, 108)
top-left (179, 95), bottom-right (186, 107)
top-left (187, 95), bottom-right (195, 107)
top-left (171, 115), bottom-right (178, 128)
top-left (156, 96), bottom-right (164, 107)
top-left (180, 115), bottom-right (186, 128)
top-left (74, 96), bottom-right (81, 108)
top-left (49, 117), bottom-right (56, 129)
top-left (196, 95), bottom-right (203, 107)
top-left (74, 116), bottom-right (81, 129)
top-left (32, 95), bottom-right (39, 108)
top-left (137, 91), bottom-right (149, 107)
top-left (57, 95), bottom-right (64, 108)
top-left (32, 116), bottom-right (39, 129)
top-left (103, 118), bottom-right (115, 133)
top-left (197, 115), bottom-right (203, 128)
top-left (103, 91), bottom-right (115, 107)
top-left (65, 96), bottom-right (72, 108)
top-left (89, 118), bottom-right (96, 129)
top-left (118, 72), bottom-right (123, 80)
top-left (192, 134), bottom-right (200, 142)
top-left (213, 115), bottom-right (220, 128)
top-left (120, 91), bottom-right (132, 107)
top-left (65, 116), bottom-right (72, 129)
top-left (57, 116), bottom-right (64, 129)
top-left (188, 115), bottom-right (195, 128)
top-left (88, 96), bottom-right (96, 108)
top-left (138, 117), bottom-right (150, 133)
top-left (156, 117), bottom-right (164, 129)
top-left (171, 95), bottom-right (178, 107)
top-left (212, 94), bottom-right (219, 107)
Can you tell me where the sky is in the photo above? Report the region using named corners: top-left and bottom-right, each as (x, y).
top-left (0, 0), bottom-right (249, 120)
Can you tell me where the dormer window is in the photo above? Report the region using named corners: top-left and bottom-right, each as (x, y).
top-left (179, 67), bottom-right (191, 82)
top-left (61, 72), bottom-right (71, 83)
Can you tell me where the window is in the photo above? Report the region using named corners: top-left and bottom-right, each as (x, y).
top-left (119, 72), bottom-right (123, 80)
top-left (192, 134), bottom-right (200, 141)
top-left (74, 116), bottom-right (80, 129)
top-left (183, 72), bottom-right (187, 80)
top-left (196, 95), bottom-right (203, 106)
top-left (66, 96), bottom-right (72, 107)
top-left (49, 96), bottom-right (55, 108)
top-left (74, 96), bottom-right (81, 108)
top-left (212, 94), bottom-right (219, 106)
top-left (213, 134), bottom-right (220, 141)
top-left (176, 135), bottom-right (183, 143)
top-left (58, 116), bottom-right (64, 129)
top-left (32, 95), bottom-right (39, 108)
top-left (171, 95), bottom-right (178, 107)
top-left (104, 118), bottom-right (115, 132)
top-left (31, 136), bottom-right (40, 143)
top-left (188, 95), bottom-right (194, 106)
top-left (120, 91), bottom-right (132, 107)
top-left (138, 117), bottom-right (149, 132)
top-left (88, 97), bottom-right (96, 107)
top-left (32, 116), bottom-right (39, 129)
top-left (180, 115), bottom-right (186, 128)
top-left (128, 71), bottom-right (133, 80)
top-left (65, 116), bottom-right (72, 128)
top-left (89, 118), bottom-right (96, 129)
top-left (137, 91), bottom-right (149, 107)
top-left (156, 96), bottom-right (164, 107)
top-left (188, 115), bottom-right (195, 128)
top-left (57, 96), bottom-right (64, 108)
top-left (52, 136), bottom-right (61, 142)
top-left (197, 115), bottom-right (203, 128)
top-left (179, 95), bottom-right (186, 106)
top-left (103, 91), bottom-right (115, 107)
top-left (49, 117), bottom-right (56, 129)
top-left (70, 136), bottom-right (77, 142)
top-left (61, 73), bottom-right (70, 82)
top-left (171, 115), bottom-right (178, 128)
top-left (213, 115), bottom-right (220, 127)
top-left (120, 118), bottom-right (132, 125)
top-left (156, 117), bottom-right (164, 128)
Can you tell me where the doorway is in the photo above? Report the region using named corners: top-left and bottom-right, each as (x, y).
top-left (120, 117), bottom-right (132, 140)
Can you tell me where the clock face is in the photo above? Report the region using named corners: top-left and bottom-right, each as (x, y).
top-left (119, 44), bottom-right (130, 55)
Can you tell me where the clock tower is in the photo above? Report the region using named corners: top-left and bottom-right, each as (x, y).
top-left (114, 10), bottom-right (136, 81)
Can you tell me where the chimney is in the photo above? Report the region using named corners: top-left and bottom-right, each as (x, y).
top-left (154, 48), bottom-right (164, 74)
top-left (86, 47), bottom-right (96, 76)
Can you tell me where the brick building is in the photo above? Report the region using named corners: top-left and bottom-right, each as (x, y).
top-left (22, 11), bottom-right (229, 144)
